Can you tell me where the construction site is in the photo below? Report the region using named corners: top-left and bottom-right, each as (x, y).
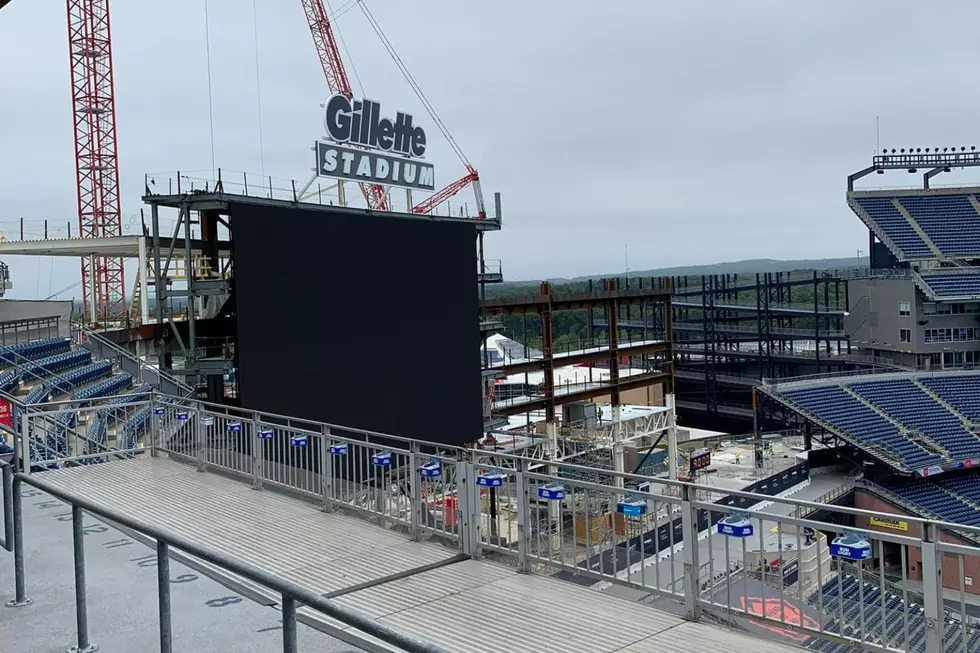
top-left (6, 3), bottom-right (980, 653)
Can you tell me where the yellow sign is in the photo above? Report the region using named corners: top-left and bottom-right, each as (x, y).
top-left (870, 516), bottom-right (909, 532)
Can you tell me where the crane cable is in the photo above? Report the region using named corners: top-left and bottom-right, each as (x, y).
top-left (356, 0), bottom-right (471, 170)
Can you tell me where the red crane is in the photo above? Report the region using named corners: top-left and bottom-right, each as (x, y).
top-left (67, 0), bottom-right (126, 321)
top-left (301, 0), bottom-right (388, 211)
top-left (303, 1), bottom-right (485, 218)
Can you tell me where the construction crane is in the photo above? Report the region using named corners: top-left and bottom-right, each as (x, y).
top-left (301, 0), bottom-right (388, 211)
top-left (68, 0), bottom-right (126, 322)
top-left (303, 0), bottom-right (484, 218)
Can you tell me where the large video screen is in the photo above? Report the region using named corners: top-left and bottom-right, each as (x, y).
top-left (230, 201), bottom-right (483, 446)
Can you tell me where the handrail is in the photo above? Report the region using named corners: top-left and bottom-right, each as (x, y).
top-left (15, 471), bottom-right (451, 653)
top-left (71, 325), bottom-right (193, 396)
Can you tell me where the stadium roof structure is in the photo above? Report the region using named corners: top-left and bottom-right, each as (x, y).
top-left (760, 370), bottom-right (980, 477)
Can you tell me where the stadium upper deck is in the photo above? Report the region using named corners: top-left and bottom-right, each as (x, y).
top-left (760, 370), bottom-right (980, 477)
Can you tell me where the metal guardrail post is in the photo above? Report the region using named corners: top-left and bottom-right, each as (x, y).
top-left (149, 396), bottom-right (159, 458)
top-left (515, 458), bottom-right (530, 573)
top-left (1, 462), bottom-right (12, 552)
top-left (71, 504), bottom-right (97, 652)
top-left (20, 409), bottom-right (30, 475)
top-left (680, 484), bottom-right (701, 621)
top-left (157, 540), bottom-right (172, 653)
top-left (4, 476), bottom-right (30, 607)
top-left (456, 457), bottom-right (475, 557)
top-left (319, 426), bottom-right (332, 512)
top-left (194, 408), bottom-right (205, 472)
top-left (921, 523), bottom-right (946, 651)
top-left (251, 415), bottom-right (262, 490)
top-left (282, 594), bottom-right (297, 653)
top-left (409, 442), bottom-right (420, 541)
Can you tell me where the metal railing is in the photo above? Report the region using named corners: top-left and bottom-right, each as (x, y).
top-left (71, 325), bottom-right (193, 397)
top-left (7, 391), bottom-right (980, 652)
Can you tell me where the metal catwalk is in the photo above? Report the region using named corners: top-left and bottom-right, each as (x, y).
top-left (30, 457), bottom-right (800, 653)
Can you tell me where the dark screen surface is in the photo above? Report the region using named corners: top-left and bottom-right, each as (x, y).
top-left (230, 201), bottom-right (483, 446)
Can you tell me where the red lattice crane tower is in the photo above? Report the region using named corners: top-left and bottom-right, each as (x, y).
top-left (67, 0), bottom-right (126, 321)
top-left (301, 0), bottom-right (389, 211)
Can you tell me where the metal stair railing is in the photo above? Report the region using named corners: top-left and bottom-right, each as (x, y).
top-left (72, 324), bottom-right (193, 397)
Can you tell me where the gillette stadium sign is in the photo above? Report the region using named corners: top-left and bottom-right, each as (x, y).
top-left (315, 94), bottom-right (435, 191)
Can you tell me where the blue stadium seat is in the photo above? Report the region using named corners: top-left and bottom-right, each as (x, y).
top-left (920, 376), bottom-right (980, 422)
top-left (0, 338), bottom-right (71, 366)
top-left (806, 573), bottom-right (942, 653)
top-left (46, 360), bottom-right (112, 395)
top-left (782, 385), bottom-right (943, 469)
top-left (854, 197), bottom-right (933, 259)
top-left (119, 406), bottom-right (151, 451)
top-left (918, 272), bottom-right (980, 298)
top-left (73, 373), bottom-right (133, 403)
top-left (898, 194), bottom-right (980, 257)
top-left (850, 379), bottom-right (980, 460)
top-left (19, 349), bottom-right (92, 382)
top-left (878, 477), bottom-right (980, 527)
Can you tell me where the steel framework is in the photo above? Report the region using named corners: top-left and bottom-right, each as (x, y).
top-left (589, 272), bottom-right (852, 430)
top-left (67, 0), bottom-right (126, 322)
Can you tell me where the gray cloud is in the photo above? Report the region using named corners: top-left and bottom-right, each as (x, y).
top-left (3, 0), bottom-right (980, 294)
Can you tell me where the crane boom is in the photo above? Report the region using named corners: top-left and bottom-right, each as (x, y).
top-left (301, 0), bottom-right (388, 211)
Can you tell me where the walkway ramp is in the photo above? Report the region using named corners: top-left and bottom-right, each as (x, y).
top-left (31, 457), bottom-right (801, 653)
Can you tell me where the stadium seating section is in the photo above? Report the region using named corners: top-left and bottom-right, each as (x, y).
top-left (0, 338), bottom-right (164, 467)
top-left (853, 197), bottom-right (933, 259)
top-left (852, 192), bottom-right (980, 260)
top-left (918, 271), bottom-right (980, 298)
top-left (781, 385), bottom-right (943, 469)
top-left (776, 374), bottom-right (980, 471)
top-left (849, 379), bottom-right (980, 458)
top-left (804, 573), bottom-right (978, 653)
top-left (920, 376), bottom-right (980, 422)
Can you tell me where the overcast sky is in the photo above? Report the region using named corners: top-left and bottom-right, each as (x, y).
top-left (3, 0), bottom-right (980, 299)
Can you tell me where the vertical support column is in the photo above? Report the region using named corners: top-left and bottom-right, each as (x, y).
top-left (137, 234), bottom-right (150, 326)
top-left (2, 463), bottom-right (12, 552)
top-left (281, 595), bottom-right (297, 653)
top-left (514, 457), bottom-right (530, 573)
top-left (545, 422), bottom-right (561, 554)
top-left (4, 478), bottom-right (30, 607)
top-left (409, 441), bottom-right (420, 541)
top-left (753, 388), bottom-right (763, 470)
top-left (803, 421), bottom-right (812, 451)
top-left (71, 505), bottom-right (97, 652)
top-left (194, 407), bottom-right (205, 472)
top-left (920, 523), bottom-right (945, 651)
top-left (666, 393), bottom-right (678, 481)
top-left (151, 204), bottom-right (167, 372)
top-left (251, 414), bottom-right (263, 490)
top-left (680, 484), bottom-right (701, 621)
top-left (148, 394), bottom-right (159, 458)
top-left (183, 205), bottom-right (198, 392)
top-left (405, 188), bottom-right (412, 213)
top-left (88, 254), bottom-right (98, 325)
top-left (19, 410), bottom-right (30, 475)
top-left (320, 426), bottom-right (332, 512)
top-left (337, 181), bottom-right (346, 207)
top-left (157, 541), bottom-right (172, 653)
